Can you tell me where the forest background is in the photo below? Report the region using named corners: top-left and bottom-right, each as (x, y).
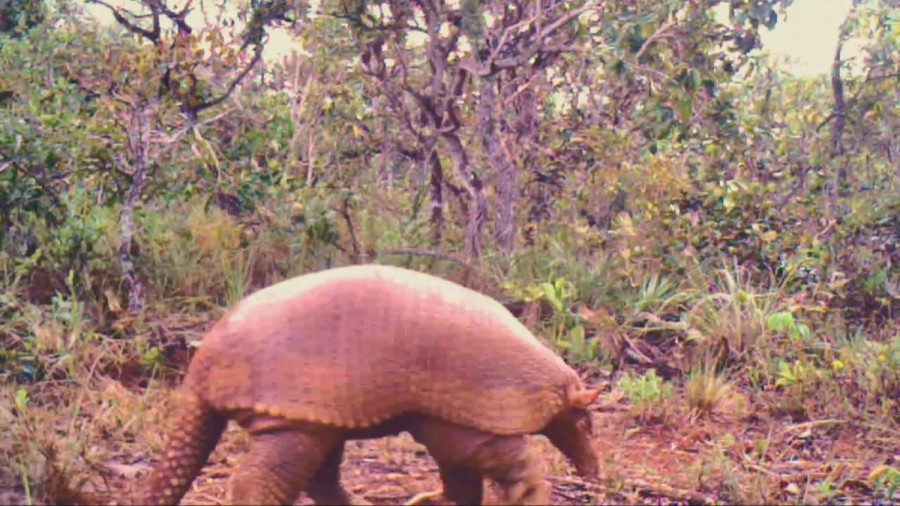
top-left (0, 0), bottom-right (897, 504)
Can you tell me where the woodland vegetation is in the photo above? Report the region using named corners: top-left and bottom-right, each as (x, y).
top-left (0, 0), bottom-right (897, 504)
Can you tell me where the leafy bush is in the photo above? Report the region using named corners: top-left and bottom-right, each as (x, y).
top-left (617, 369), bottom-right (674, 422)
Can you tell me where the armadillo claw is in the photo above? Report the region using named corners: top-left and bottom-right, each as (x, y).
top-left (403, 489), bottom-right (444, 506)
top-left (346, 492), bottom-right (374, 505)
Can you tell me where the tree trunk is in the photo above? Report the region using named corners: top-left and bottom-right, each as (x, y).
top-left (477, 77), bottom-right (518, 252)
top-left (375, 96), bottom-right (395, 187)
top-left (511, 81), bottom-right (542, 247)
top-left (829, 0), bottom-right (861, 205)
top-left (119, 100), bottom-right (156, 314)
top-left (442, 132), bottom-right (485, 258)
top-left (829, 41), bottom-right (847, 188)
top-left (426, 144), bottom-right (444, 246)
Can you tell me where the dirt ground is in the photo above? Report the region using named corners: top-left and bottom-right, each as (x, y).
top-left (1, 318), bottom-right (895, 506)
top-left (8, 377), bottom-right (893, 506)
top-left (170, 411), bottom-right (897, 505)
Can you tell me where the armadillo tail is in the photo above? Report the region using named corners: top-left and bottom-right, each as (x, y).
top-left (132, 388), bottom-right (227, 505)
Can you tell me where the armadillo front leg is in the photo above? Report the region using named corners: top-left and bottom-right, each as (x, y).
top-left (409, 418), bottom-right (548, 505)
top-left (228, 429), bottom-right (339, 505)
top-left (487, 439), bottom-right (548, 506)
top-left (458, 435), bottom-right (547, 505)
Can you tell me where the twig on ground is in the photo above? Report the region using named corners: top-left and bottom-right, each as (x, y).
top-left (742, 454), bottom-right (781, 477)
top-left (783, 419), bottom-right (845, 433)
top-left (548, 474), bottom-right (716, 505)
top-left (620, 333), bottom-right (655, 364)
top-left (624, 477), bottom-right (716, 504)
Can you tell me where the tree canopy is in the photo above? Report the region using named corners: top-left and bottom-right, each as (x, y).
top-left (0, 2), bottom-right (897, 502)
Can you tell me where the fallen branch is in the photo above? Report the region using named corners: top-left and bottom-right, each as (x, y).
top-left (548, 474), bottom-right (716, 505)
top-left (783, 419), bottom-right (845, 433)
top-left (620, 333), bottom-right (655, 365)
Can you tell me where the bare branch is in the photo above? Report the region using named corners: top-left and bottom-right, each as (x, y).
top-left (635, 12), bottom-right (675, 60)
top-left (458, 2), bottom-right (599, 77)
top-left (194, 41), bottom-right (265, 114)
top-left (150, 0), bottom-right (193, 35)
top-left (86, 0), bottom-right (160, 41)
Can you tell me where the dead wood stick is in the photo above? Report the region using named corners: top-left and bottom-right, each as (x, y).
top-left (548, 475), bottom-right (716, 505)
top-left (783, 419), bottom-right (845, 433)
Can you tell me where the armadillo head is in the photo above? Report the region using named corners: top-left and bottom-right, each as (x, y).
top-left (541, 385), bottom-right (602, 478)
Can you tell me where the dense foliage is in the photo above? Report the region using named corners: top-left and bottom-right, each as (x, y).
top-left (0, 1), bottom-right (897, 502)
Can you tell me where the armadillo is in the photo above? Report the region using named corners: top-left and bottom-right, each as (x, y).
top-left (68, 264), bottom-right (601, 505)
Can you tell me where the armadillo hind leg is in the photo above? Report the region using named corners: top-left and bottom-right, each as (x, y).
top-left (133, 389), bottom-right (227, 505)
top-left (228, 428), bottom-right (340, 505)
top-left (408, 418), bottom-right (547, 505)
top-left (307, 442), bottom-right (372, 506)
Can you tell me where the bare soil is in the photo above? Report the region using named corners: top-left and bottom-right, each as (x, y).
top-left (4, 373), bottom-right (894, 506)
top-left (1, 315), bottom-right (895, 505)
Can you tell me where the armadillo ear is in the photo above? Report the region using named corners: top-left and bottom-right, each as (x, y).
top-left (569, 387), bottom-right (602, 409)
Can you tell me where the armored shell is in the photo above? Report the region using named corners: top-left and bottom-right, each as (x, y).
top-left (185, 264), bottom-right (586, 435)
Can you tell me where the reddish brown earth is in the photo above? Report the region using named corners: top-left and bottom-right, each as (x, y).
top-left (1, 318), bottom-right (894, 505)
top-left (24, 382), bottom-right (892, 506)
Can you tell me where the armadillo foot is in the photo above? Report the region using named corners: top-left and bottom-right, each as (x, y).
top-left (403, 489), bottom-right (445, 506)
top-left (308, 442), bottom-right (372, 505)
top-left (439, 466), bottom-right (484, 505)
top-left (311, 488), bottom-right (372, 506)
top-left (229, 428), bottom-right (339, 505)
top-left (340, 492), bottom-right (373, 506)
